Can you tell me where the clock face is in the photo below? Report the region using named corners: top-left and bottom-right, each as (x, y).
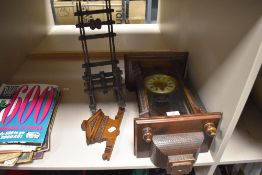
top-left (145, 74), bottom-right (176, 94)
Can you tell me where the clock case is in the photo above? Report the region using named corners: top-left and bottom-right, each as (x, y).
top-left (124, 52), bottom-right (221, 175)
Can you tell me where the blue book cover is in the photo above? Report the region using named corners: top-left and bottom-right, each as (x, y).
top-left (0, 84), bottom-right (59, 146)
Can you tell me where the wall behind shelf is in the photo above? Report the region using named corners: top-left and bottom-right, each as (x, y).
top-left (0, 0), bottom-right (54, 84)
top-left (32, 0), bottom-right (168, 54)
top-left (32, 24), bottom-right (170, 54)
top-left (159, 0), bottom-right (262, 161)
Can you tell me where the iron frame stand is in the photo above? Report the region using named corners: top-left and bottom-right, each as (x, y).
top-left (75, 0), bottom-right (125, 113)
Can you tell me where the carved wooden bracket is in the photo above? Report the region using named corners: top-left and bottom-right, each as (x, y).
top-left (134, 113), bottom-right (221, 158)
top-left (150, 132), bottom-right (204, 175)
top-left (135, 115), bottom-right (220, 175)
top-left (81, 107), bottom-right (125, 160)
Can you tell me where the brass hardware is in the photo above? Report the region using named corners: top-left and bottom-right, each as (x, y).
top-left (142, 127), bottom-right (153, 143)
top-left (204, 123), bottom-right (217, 137)
top-left (145, 74), bottom-right (176, 94)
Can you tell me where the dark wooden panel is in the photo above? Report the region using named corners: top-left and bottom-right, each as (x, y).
top-left (124, 52), bottom-right (188, 91)
top-left (134, 112), bottom-right (221, 157)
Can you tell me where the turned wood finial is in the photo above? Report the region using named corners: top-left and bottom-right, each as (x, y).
top-left (204, 122), bottom-right (217, 137)
top-left (142, 127), bottom-right (153, 143)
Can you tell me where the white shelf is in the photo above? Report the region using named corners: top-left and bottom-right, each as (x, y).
top-left (194, 166), bottom-right (212, 175)
top-left (220, 99), bottom-right (262, 164)
top-left (1, 0), bottom-right (262, 174)
top-left (7, 57), bottom-right (214, 170)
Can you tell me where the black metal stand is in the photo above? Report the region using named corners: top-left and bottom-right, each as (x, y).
top-left (75, 1), bottom-right (125, 113)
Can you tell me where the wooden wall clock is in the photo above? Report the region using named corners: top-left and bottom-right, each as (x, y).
top-left (124, 52), bottom-right (221, 175)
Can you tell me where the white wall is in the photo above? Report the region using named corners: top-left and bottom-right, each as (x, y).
top-left (32, 24), bottom-right (169, 53)
top-left (159, 0), bottom-right (262, 160)
top-left (0, 0), bottom-right (54, 84)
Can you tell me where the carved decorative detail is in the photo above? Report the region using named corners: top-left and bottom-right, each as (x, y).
top-left (81, 107), bottom-right (125, 161)
top-left (150, 132), bottom-right (204, 175)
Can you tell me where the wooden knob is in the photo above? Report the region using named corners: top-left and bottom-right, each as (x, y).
top-left (204, 123), bottom-right (217, 137)
top-left (142, 127), bottom-right (152, 143)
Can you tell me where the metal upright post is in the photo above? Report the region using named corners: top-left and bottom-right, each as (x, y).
top-left (126, 0), bottom-right (129, 23)
top-left (146, 0), bottom-right (152, 23)
top-left (121, 0), bottom-right (126, 24)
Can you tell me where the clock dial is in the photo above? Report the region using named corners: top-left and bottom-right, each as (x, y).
top-left (145, 74), bottom-right (176, 94)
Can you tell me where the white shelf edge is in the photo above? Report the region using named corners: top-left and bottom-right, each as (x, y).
top-left (220, 99), bottom-right (262, 164)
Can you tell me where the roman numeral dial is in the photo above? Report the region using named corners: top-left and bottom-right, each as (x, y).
top-left (145, 74), bottom-right (176, 94)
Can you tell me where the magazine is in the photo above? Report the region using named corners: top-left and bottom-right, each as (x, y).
top-left (0, 84), bottom-right (60, 146)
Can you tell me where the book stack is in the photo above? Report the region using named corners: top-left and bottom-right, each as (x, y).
top-left (0, 84), bottom-right (60, 166)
